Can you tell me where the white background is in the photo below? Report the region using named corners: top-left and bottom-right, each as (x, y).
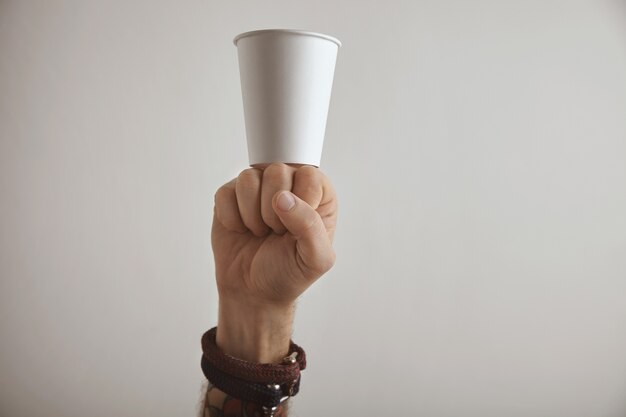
top-left (1, 1), bottom-right (625, 416)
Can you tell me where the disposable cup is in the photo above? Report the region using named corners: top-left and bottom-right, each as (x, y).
top-left (233, 29), bottom-right (341, 167)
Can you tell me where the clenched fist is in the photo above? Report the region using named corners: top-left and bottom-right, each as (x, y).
top-left (211, 163), bottom-right (338, 363)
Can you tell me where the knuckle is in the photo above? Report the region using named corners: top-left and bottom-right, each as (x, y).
top-left (263, 163), bottom-right (289, 181)
top-left (214, 185), bottom-right (231, 204)
top-left (295, 166), bottom-right (320, 188)
top-left (237, 168), bottom-right (261, 189)
top-left (294, 166), bottom-right (325, 207)
top-left (296, 165), bottom-right (319, 180)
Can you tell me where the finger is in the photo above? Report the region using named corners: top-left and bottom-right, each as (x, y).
top-left (317, 179), bottom-right (338, 243)
top-left (292, 165), bottom-right (324, 209)
top-left (214, 179), bottom-right (247, 233)
top-left (261, 163), bottom-right (295, 234)
top-left (293, 166), bottom-right (338, 243)
top-left (273, 190), bottom-right (336, 278)
top-left (235, 168), bottom-right (268, 237)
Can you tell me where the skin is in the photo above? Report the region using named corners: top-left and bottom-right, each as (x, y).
top-left (203, 163), bottom-right (338, 416)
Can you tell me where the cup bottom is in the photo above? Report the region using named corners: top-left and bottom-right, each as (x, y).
top-left (251, 162), bottom-right (312, 169)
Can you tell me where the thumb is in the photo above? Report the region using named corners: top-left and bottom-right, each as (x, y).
top-left (273, 190), bottom-right (336, 277)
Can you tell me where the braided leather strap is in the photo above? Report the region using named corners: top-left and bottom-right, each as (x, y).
top-left (201, 355), bottom-right (302, 408)
top-left (201, 327), bottom-right (306, 383)
top-left (200, 327), bottom-right (306, 409)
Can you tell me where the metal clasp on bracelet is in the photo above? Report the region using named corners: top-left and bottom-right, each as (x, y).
top-left (262, 384), bottom-right (290, 417)
top-left (282, 351), bottom-right (298, 364)
top-left (262, 405), bottom-right (278, 417)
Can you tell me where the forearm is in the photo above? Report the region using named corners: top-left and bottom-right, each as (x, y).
top-left (202, 298), bottom-right (296, 416)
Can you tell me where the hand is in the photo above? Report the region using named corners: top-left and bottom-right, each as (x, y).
top-left (211, 163), bottom-right (337, 362)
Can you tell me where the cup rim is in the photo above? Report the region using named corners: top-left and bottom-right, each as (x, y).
top-left (233, 29), bottom-right (342, 47)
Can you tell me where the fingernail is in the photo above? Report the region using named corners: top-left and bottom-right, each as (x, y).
top-left (277, 191), bottom-right (296, 211)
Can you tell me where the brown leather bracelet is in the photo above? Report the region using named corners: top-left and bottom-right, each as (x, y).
top-left (202, 327), bottom-right (306, 384)
top-left (201, 354), bottom-right (301, 409)
top-left (201, 327), bottom-right (307, 412)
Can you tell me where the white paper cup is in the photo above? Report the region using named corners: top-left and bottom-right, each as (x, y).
top-left (233, 29), bottom-right (341, 167)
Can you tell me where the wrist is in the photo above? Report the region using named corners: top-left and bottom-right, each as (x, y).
top-left (216, 296), bottom-right (295, 363)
